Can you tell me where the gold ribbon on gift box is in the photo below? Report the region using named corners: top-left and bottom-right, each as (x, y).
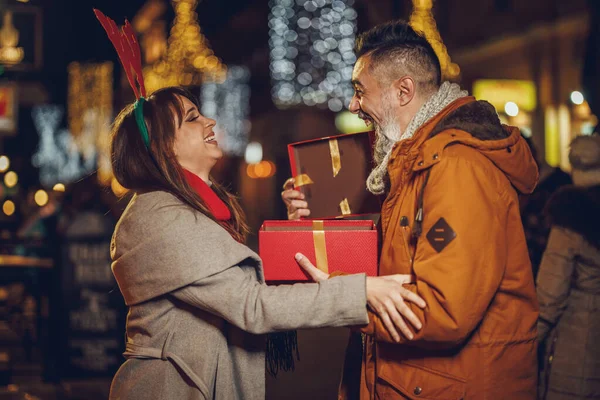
top-left (292, 138), bottom-right (352, 217)
top-left (292, 174), bottom-right (314, 187)
top-left (312, 220), bottom-right (329, 274)
top-left (339, 198), bottom-right (351, 216)
top-left (328, 139), bottom-right (341, 178)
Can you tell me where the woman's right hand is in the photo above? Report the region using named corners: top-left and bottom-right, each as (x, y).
top-left (366, 275), bottom-right (426, 342)
top-left (296, 252), bottom-right (426, 342)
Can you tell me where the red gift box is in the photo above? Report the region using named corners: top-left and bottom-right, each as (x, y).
top-left (288, 131), bottom-right (382, 219)
top-left (259, 219), bottom-right (378, 282)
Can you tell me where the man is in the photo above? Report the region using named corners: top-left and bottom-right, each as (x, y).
top-left (284, 20), bottom-right (539, 399)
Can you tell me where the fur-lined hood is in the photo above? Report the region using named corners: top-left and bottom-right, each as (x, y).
top-left (546, 184), bottom-right (600, 249)
top-left (416, 99), bottom-right (539, 195)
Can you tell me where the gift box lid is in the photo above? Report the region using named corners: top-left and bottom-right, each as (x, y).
top-left (261, 219), bottom-right (375, 231)
top-left (288, 131), bottom-right (382, 220)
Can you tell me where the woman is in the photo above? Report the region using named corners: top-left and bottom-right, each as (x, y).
top-left (537, 134), bottom-right (600, 399)
top-left (108, 86), bottom-right (425, 400)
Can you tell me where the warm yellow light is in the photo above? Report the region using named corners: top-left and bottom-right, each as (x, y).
top-left (247, 161), bottom-right (276, 179)
top-left (34, 190), bottom-right (49, 207)
top-left (68, 62), bottom-right (114, 188)
top-left (246, 164), bottom-right (257, 179)
top-left (4, 171), bottom-right (17, 188)
top-left (473, 80), bottom-right (537, 112)
top-left (142, 0), bottom-right (227, 93)
top-left (0, 156), bottom-right (9, 172)
top-left (410, 0), bottom-right (459, 80)
top-left (16, 0), bottom-right (29, 3)
top-left (2, 200), bottom-right (15, 216)
top-left (53, 183), bottom-right (66, 192)
top-left (545, 106), bottom-right (560, 167)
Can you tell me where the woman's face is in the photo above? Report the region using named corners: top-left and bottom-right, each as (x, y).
top-left (172, 95), bottom-right (222, 179)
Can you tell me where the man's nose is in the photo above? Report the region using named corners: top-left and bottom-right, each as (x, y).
top-left (348, 95), bottom-right (360, 114)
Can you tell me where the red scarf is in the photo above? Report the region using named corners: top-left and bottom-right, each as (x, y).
top-left (182, 169), bottom-right (231, 221)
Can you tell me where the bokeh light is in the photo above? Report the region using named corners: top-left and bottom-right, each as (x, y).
top-left (34, 190), bottom-right (49, 207)
top-left (2, 200), bottom-right (15, 216)
top-left (4, 171), bottom-right (17, 188)
top-left (570, 91), bottom-right (584, 105)
top-left (0, 156), bottom-right (9, 172)
top-left (269, 0), bottom-right (357, 110)
top-left (504, 102), bottom-right (519, 117)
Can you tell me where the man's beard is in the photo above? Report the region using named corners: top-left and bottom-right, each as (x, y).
top-left (372, 100), bottom-right (401, 167)
top-left (365, 95), bottom-right (401, 194)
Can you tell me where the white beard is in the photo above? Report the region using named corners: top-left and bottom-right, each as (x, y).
top-left (368, 99), bottom-right (401, 194)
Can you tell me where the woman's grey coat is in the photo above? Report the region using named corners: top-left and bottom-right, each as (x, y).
top-left (108, 191), bottom-right (368, 400)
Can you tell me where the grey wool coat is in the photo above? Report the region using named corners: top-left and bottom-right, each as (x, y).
top-left (109, 191), bottom-right (369, 400)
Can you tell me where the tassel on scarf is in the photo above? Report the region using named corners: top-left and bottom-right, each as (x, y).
top-left (266, 331), bottom-right (300, 377)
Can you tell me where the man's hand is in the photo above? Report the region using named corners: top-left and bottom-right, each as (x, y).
top-left (295, 252), bottom-right (426, 342)
top-left (365, 274), bottom-right (425, 342)
top-left (282, 178), bottom-right (310, 220)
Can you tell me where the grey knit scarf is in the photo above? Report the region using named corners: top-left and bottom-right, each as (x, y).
top-left (366, 82), bottom-right (468, 195)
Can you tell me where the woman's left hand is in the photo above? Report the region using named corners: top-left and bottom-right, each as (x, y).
top-left (295, 252), bottom-right (329, 281)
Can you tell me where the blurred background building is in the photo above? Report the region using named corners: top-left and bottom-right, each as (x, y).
top-left (0, 0), bottom-right (596, 398)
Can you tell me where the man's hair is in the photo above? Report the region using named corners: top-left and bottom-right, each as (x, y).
top-left (355, 20), bottom-right (441, 92)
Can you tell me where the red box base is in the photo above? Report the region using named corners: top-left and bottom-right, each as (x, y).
top-left (259, 220), bottom-right (378, 282)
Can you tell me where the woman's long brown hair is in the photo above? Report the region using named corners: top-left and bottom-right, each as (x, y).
top-left (111, 86), bottom-right (249, 242)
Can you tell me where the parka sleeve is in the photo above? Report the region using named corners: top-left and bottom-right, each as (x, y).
top-left (536, 226), bottom-right (579, 341)
top-left (170, 262), bottom-right (368, 334)
top-left (360, 155), bottom-right (512, 347)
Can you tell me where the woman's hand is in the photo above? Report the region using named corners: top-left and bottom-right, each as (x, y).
top-left (295, 253), bottom-right (426, 342)
top-left (282, 178), bottom-right (310, 220)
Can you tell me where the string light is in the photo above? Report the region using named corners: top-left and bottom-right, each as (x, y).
top-left (143, 0), bottom-right (227, 93)
top-left (68, 62), bottom-right (114, 185)
top-left (409, 0), bottom-right (460, 80)
top-left (2, 200), bottom-right (15, 216)
top-left (201, 66), bottom-right (251, 156)
top-left (32, 105), bottom-right (96, 187)
top-left (53, 183), bottom-right (65, 192)
top-left (269, 0), bottom-right (357, 110)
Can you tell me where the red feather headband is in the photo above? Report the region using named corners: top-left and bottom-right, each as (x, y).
top-left (94, 9), bottom-right (151, 149)
top-left (94, 9), bottom-right (146, 99)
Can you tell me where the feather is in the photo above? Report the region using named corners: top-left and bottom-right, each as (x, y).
top-left (94, 9), bottom-right (145, 99)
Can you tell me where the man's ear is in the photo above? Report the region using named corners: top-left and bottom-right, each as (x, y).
top-left (393, 76), bottom-right (416, 106)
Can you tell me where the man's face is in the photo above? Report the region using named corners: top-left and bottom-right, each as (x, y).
top-left (349, 56), bottom-right (400, 139)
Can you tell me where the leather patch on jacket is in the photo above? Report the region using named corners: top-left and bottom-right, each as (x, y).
top-left (426, 218), bottom-right (457, 253)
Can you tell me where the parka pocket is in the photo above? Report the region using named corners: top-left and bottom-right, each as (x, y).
top-left (378, 361), bottom-right (466, 400)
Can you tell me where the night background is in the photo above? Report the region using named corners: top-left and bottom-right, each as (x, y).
top-left (0, 0), bottom-right (597, 398)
